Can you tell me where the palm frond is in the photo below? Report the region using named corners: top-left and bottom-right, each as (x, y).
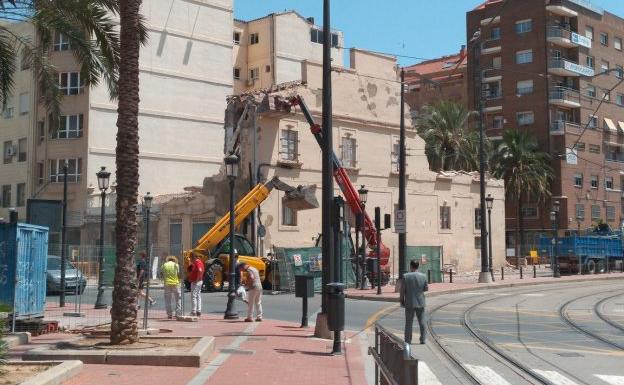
top-left (0, 31), bottom-right (16, 109)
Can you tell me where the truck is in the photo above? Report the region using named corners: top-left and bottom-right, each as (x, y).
top-left (182, 176), bottom-right (318, 291)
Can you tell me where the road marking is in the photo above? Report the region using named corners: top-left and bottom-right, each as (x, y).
top-left (532, 369), bottom-right (580, 385)
top-left (596, 374), bottom-right (624, 385)
top-left (464, 364), bottom-right (513, 385)
top-left (458, 292), bottom-right (488, 296)
top-left (364, 304), bottom-right (400, 331)
top-left (419, 362), bottom-right (443, 385)
top-left (186, 322), bottom-right (258, 385)
top-left (521, 293), bottom-right (545, 297)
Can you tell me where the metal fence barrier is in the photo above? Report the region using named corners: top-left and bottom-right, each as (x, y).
top-left (369, 322), bottom-right (418, 385)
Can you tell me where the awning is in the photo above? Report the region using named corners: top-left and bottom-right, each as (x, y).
top-left (604, 141), bottom-right (624, 148)
top-left (604, 118), bottom-right (617, 132)
top-left (618, 121), bottom-right (624, 133)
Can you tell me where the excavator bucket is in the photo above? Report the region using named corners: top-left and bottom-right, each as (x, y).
top-left (282, 184), bottom-right (319, 211)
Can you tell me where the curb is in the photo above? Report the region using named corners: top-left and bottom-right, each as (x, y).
top-left (345, 274), bottom-right (624, 302)
top-left (12, 360), bottom-right (83, 385)
top-left (2, 332), bottom-right (31, 348)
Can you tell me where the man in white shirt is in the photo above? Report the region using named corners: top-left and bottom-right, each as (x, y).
top-left (239, 263), bottom-right (263, 322)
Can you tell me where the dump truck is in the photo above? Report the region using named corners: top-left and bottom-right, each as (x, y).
top-left (182, 176), bottom-right (318, 291)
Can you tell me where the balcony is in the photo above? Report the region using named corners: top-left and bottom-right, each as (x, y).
top-left (550, 120), bottom-right (582, 135)
top-left (549, 87), bottom-right (581, 108)
top-left (481, 39), bottom-right (501, 55)
top-left (480, 16), bottom-right (500, 26)
top-left (547, 26), bottom-right (592, 49)
top-left (548, 58), bottom-right (594, 77)
top-left (546, 2), bottom-right (578, 17)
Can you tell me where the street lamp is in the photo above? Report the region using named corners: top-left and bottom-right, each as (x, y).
top-left (485, 194), bottom-right (494, 281)
top-left (94, 166), bottom-right (110, 309)
top-left (224, 154), bottom-right (239, 319)
top-left (358, 185), bottom-right (368, 290)
top-left (142, 192), bottom-right (153, 329)
top-left (576, 214), bottom-right (583, 235)
top-left (552, 200), bottom-right (561, 278)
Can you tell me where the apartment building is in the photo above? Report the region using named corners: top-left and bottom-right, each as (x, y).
top-left (232, 11), bottom-right (343, 94)
top-left (1, 0), bottom-right (234, 245)
top-left (403, 47), bottom-right (469, 113)
top-left (467, 0), bottom-right (624, 250)
top-left (0, 22), bottom-right (36, 221)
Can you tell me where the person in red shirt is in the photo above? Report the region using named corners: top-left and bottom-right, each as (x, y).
top-left (188, 252), bottom-right (205, 317)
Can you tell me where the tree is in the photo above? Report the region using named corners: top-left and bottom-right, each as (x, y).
top-left (490, 130), bottom-right (553, 265)
top-left (0, 0), bottom-right (121, 118)
top-left (109, 0), bottom-right (145, 345)
top-left (416, 100), bottom-right (481, 172)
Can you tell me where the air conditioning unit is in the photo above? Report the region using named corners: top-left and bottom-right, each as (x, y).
top-left (5, 145), bottom-right (16, 157)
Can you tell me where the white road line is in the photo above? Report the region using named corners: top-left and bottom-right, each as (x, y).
top-left (458, 292), bottom-right (488, 296)
top-left (521, 293), bottom-right (545, 297)
top-left (418, 362), bottom-right (443, 385)
top-left (532, 369), bottom-right (580, 385)
top-left (596, 374), bottom-right (624, 385)
top-left (464, 364), bottom-right (513, 385)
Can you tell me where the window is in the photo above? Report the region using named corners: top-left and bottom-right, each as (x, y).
top-left (233, 68), bottom-right (240, 80)
top-left (341, 136), bottom-right (356, 168)
top-left (250, 67), bottom-right (259, 80)
top-left (1, 185), bottom-right (10, 208)
top-left (440, 206), bottom-right (451, 230)
top-left (576, 142), bottom-right (586, 152)
top-left (58, 72), bottom-right (83, 95)
top-left (616, 37), bottom-right (622, 51)
top-left (520, 206), bottom-right (538, 218)
top-left (191, 222), bottom-right (214, 246)
top-left (515, 19), bottom-right (532, 34)
top-left (474, 237), bottom-right (481, 249)
top-left (600, 32), bottom-right (609, 46)
top-left (491, 27), bottom-right (501, 40)
top-left (49, 159), bottom-right (82, 183)
top-left (265, 65), bottom-right (271, 73)
top-left (516, 80), bottom-right (534, 95)
top-left (574, 172), bottom-right (583, 187)
top-left (474, 208), bottom-right (482, 230)
top-left (37, 162), bottom-right (44, 185)
top-left (18, 92), bottom-right (29, 115)
top-left (586, 26), bottom-right (594, 40)
top-left (54, 114), bottom-right (83, 139)
top-left (3, 103), bottom-right (13, 119)
top-left (591, 204), bottom-right (601, 220)
top-left (587, 86), bottom-right (596, 98)
top-left (517, 111), bottom-right (534, 125)
top-left (601, 60), bottom-right (609, 74)
top-left (249, 33), bottom-right (259, 45)
top-left (586, 55), bottom-right (595, 69)
top-left (617, 93), bottom-right (624, 106)
top-left (484, 81), bottom-right (501, 99)
top-left (603, 89), bottom-right (611, 101)
top-left (492, 56), bottom-right (501, 69)
top-left (53, 31), bottom-right (71, 51)
top-left (576, 204), bottom-right (585, 220)
top-left (492, 116), bottom-right (504, 129)
top-left (3, 141), bottom-right (12, 164)
top-left (591, 175), bottom-right (599, 188)
top-left (606, 176), bottom-right (614, 190)
top-left (391, 141), bottom-right (399, 173)
top-left (169, 221), bottom-right (182, 256)
top-left (282, 199), bottom-right (297, 226)
top-left (16, 183), bottom-right (25, 207)
top-left (589, 144), bottom-right (601, 154)
top-left (20, 50), bottom-right (30, 70)
top-left (617, 65), bottom-right (624, 79)
top-left (233, 31), bottom-right (241, 45)
top-left (310, 29), bottom-right (339, 47)
top-left (18, 138), bottom-right (26, 162)
top-left (516, 50), bottom-right (533, 64)
top-left (607, 206), bottom-right (616, 221)
top-left (279, 129), bottom-right (298, 162)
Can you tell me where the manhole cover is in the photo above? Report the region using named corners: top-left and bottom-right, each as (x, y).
top-left (220, 348), bottom-right (254, 355)
top-left (556, 352), bottom-right (583, 357)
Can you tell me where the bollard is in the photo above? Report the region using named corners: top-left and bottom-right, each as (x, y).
top-left (533, 265), bottom-right (537, 278)
top-left (520, 266), bottom-right (523, 279)
top-left (427, 269), bottom-right (431, 284)
top-left (501, 266), bottom-right (504, 280)
top-left (449, 269), bottom-right (453, 283)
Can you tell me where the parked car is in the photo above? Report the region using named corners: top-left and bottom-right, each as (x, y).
top-left (46, 255), bottom-right (87, 295)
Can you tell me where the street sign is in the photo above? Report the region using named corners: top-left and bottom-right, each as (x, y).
top-left (394, 209), bottom-right (406, 234)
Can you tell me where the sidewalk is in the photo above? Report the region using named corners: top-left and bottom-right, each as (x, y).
top-left (8, 312), bottom-right (368, 385)
top-left (346, 271), bottom-right (624, 301)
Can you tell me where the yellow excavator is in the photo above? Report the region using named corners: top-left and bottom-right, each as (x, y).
top-left (181, 176), bottom-right (318, 291)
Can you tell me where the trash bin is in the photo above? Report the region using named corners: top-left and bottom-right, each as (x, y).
top-left (326, 282), bottom-right (345, 332)
top-left (295, 274), bottom-right (314, 298)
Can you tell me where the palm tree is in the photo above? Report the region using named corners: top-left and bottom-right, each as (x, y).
top-left (109, 0), bottom-right (144, 345)
top-left (0, 0), bottom-right (121, 118)
top-left (490, 130), bottom-right (553, 266)
top-left (416, 100), bottom-right (481, 172)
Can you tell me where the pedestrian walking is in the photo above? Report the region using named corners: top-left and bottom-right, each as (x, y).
top-left (239, 263), bottom-right (262, 322)
top-left (161, 256), bottom-right (182, 319)
top-left (400, 260), bottom-right (428, 345)
top-left (137, 251), bottom-right (154, 308)
top-left (188, 252), bottom-right (205, 317)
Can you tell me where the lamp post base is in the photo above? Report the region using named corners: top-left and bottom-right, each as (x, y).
top-left (224, 292), bottom-right (238, 319)
top-left (94, 289), bottom-right (107, 309)
top-left (94, 303), bottom-right (108, 310)
top-left (478, 271), bottom-right (493, 283)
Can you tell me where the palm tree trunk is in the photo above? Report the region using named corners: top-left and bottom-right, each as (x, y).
top-left (110, 0), bottom-right (142, 345)
top-left (517, 197), bottom-right (525, 268)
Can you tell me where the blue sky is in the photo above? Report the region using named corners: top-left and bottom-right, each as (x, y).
top-left (234, 0), bottom-right (624, 66)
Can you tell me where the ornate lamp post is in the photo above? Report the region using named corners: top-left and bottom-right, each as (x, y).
top-left (224, 154), bottom-right (239, 319)
top-left (142, 192), bottom-right (153, 329)
top-left (94, 166), bottom-right (110, 309)
top-left (551, 200), bottom-right (561, 278)
top-left (358, 185), bottom-right (368, 290)
top-left (485, 194), bottom-right (494, 281)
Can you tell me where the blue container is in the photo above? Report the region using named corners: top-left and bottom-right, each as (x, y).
top-left (0, 223), bottom-right (49, 319)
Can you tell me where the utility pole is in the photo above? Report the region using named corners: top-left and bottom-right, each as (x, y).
top-left (59, 163), bottom-right (68, 307)
top-left (398, 68), bottom-right (407, 285)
